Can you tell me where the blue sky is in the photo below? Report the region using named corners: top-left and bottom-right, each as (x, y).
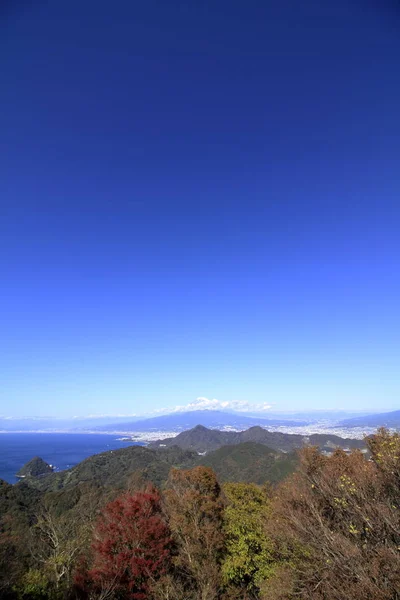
top-left (1, 0), bottom-right (400, 417)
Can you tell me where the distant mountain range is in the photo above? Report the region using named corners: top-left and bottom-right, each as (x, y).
top-left (94, 410), bottom-right (310, 432)
top-left (263, 410), bottom-right (374, 421)
top-left (339, 409), bottom-right (400, 428)
top-left (150, 424), bottom-right (367, 453)
top-left (0, 415), bottom-right (142, 432)
top-left (1, 408), bottom-right (394, 434)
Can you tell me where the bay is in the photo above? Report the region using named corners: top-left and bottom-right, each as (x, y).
top-left (0, 433), bottom-right (142, 484)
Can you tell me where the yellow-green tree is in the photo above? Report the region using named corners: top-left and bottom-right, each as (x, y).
top-left (222, 483), bottom-right (274, 595)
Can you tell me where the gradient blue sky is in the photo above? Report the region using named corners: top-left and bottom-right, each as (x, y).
top-left (1, 0), bottom-right (400, 417)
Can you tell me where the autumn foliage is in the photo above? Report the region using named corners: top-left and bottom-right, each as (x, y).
top-left (266, 429), bottom-right (400, 600)
top-left (164, 466), bottom-right (225, 600)
top-left (75, 487), bottom-right (172, 600)
top-left (1, 429), bottom-right (400, 600)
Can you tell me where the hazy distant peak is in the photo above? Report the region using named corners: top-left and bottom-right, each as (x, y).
top-left (339, 409), bottom-right (400, 428)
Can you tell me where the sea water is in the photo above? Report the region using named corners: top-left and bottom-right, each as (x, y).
top-left (0, 433), bottom-right (142, 483)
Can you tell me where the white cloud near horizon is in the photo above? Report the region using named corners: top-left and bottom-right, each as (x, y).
top-left (150, 397), bottom-right (273, 415)
top-left (1, 399), bottom-right (272, 420)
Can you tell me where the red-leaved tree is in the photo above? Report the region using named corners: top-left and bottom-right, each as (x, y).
top-left (75, 488), bottom-right (172, 600)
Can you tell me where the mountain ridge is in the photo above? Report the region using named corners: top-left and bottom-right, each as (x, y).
top-left (339, 409), bottom-right (400, 428)
top-left (17, 439), bottom-right (296, 496)
top-left (94, 410), bottom-right (309, 432)
top-left (150, 424), bottom-right (367, 453)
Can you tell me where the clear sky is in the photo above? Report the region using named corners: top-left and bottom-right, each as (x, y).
top-left (1, 0), bottom-right (400, 417)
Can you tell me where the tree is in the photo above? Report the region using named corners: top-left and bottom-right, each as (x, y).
top-left (266, 432), bottom-right (400, 600)
top-left (164, 466), bottom-right (224, 600)
top-left (222, 483), bottom-right (274, 596)
top-left (76, 488), bottom-right (172, 600)
top-left (32, 505), bottom-right (84, 593)
top-left (0, 530), bottom-right (21, 599)
top-left (368, 427), bottom-right (400, 496)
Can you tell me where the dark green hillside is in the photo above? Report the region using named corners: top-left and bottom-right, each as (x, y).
top-left (32, 445), bottom-right (197, 493)
top-left (16, 456), bottom-right (53, 478)
top-left (239, 426), bottom-right (304, 450)
top-left (0, 478), bottom-right (42, 518)
top-left (198, 442), bottom-right (298, 485)
top-left (2, 440), bottom-right (301, 523)
top-left (0, 479), bottom-right (42, 537)
top-left (2, 433), bottom-right (362, 529)
top-left (307, 433), bottom-right (365, 451)
top-left (151, 425), bottom-right (366, 453)
top-left (5, 446), bottom-right (199, 523)
top-left (154, 424), bottom-right (234, 451)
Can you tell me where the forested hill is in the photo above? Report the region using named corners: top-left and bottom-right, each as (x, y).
top-left (16, 456), bottom-right (53, 478)
top-left (1, 430), bottom-right (398, 600)
top-left (199, 442), bottom-right (298, 485)
top-left (25, 445), bottom-right (198, 493)
top-left (149, 424), bottom-right (366, 453)
top-left (3, 427), bottom-right (365, 522)
top-left (0, 441), bottom-right (298, 557)
top-left (20, 440), bottom-right (297, 495)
